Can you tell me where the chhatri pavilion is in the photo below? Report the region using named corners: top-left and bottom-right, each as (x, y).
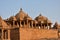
top-left (0, 8), bottom-right (60, 40)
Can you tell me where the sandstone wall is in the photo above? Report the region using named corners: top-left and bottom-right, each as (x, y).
top-left (20, 28), bottom-right (58, 40)
top-left (10, 28), bottom-right (20, 40)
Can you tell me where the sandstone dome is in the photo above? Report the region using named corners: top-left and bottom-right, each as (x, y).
top-left (24, 14), bottom-right (32, 20)
top-left (8, 16), bottom-right (17, 21)
top-left (35, 14), bottom-right (47, 21)
top-left (15, 8), bottom-right (27, 21)
top-left (35, 14), bottom-right (52, 23)
top-left (0, 16), bottom-right (8, 28)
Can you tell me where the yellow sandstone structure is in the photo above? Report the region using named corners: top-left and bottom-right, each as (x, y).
top-left (0, 8), bottom-right (60, 40)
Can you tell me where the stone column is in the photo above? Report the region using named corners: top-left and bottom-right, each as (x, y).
top-left (2, 29), bottom-right (4, 40)
top-left (20, 21), bottom-right (21, 27)
top-left (19, 27), bottom-right (20, 40)
top-left (35, 23), bottom-right (36, 28)
top-left (39, 24), bottom-right (40, 29)
top-left (47, 23), bottom-right (49, 29)
top-left (10, 24), bottom-right (11, 27)
top-left (49, 24), bottom-right (51, 29)
top-left (24, 21), bottom-right (25, 27)
top-left (31, 21), bottom-right (33, 28)
top-left (13, 21), bottom-right (15, 27)
top-left (27, 20), bottom-right (28, 27)
top-left (44, 24), bottom-right (45, 29)
top-left (8, 30), bottom-right (10, 40)
top-left (41, 23), bottom-right (42, 29)
top-left (29, 22), bottom-right (30, 28)
top-left (5, 31), bottom-right (7, 39)
top-left (17, 22), bottom-right (19, 27)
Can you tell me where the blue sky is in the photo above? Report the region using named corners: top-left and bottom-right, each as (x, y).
top-left (0, 0), bottom-right (60, 24)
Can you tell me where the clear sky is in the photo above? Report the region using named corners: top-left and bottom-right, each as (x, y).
top-left (0, 0), bottom-right (60, 24)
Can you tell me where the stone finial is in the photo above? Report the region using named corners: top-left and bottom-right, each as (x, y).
top-left (39, 13), bottom-right (42, 16)
top-left (20, 8), bottom-right (22, 11)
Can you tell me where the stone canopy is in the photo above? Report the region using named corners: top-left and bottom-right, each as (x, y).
top-left (0, 8), bottom-right (60, 40)
top-left (35, 14), bottom-right (52, 24)
top-left (8, 16), bottom-right (17, 21)
top-left (15, 8), bottom-right (27, 21)
top-left (0, 16), bottom-right (8, 28)
top-left (24, 14), bottom-right (32, 20)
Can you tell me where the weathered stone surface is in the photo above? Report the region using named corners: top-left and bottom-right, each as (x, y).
top-left (20, 28), bottom-right (58, 40)
top-left (10, 28), bottom-right (20, 40)
top-left (0, 8), bottom-right (60, 40)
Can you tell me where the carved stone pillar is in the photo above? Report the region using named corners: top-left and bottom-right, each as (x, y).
top-left (29, 22), bottom-right (30, 28)
top-left (5, 31), bottom-right (7, 39)
top-left (8, 30), bottom-right (10, 40)
top-left (24, 21), bottom-right (25, 27)
top-left (27, 20), bottom-right (28, 27)
top-left (49, 24), bottom-right (51, 29)
top-left (44, 24), bottom-right (45, 29)
top-left (13, 21), bottom-right (15, 27)
top-left (2, 29), bottom-right (4, 40)
top-left (35, 23), bottom-right (36, 28)
top-left (41, 23), bottom-right (42, 29)
top-left (20, 21), bottom-right (21, 27)
top-left (47, 23), bottom-right (49, 29)
top-left (19, 27), bottom-right (20, 40)
top-left (31, 21), bottom-right (33, 28)
top-left (17, 22), bottom-right (19, 27)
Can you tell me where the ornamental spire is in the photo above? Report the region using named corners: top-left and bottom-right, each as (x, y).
top-left (20, 8), bottom-right (22, 11)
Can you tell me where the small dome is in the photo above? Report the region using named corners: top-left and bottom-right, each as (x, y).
top-left (8, 16), bottom-right (17, 21)
top-left (35, 14), bottom-right (52, 24)
top-left (24, 14), bottom-right (32, 20)
top-left (0, 16), bottom-right (8, 28)
top-left (35, 14), bottom-right (47, 22)
top-left (15, 8), bottom-right (27, 20)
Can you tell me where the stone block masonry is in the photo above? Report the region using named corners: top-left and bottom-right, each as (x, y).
top-left (20, 28), bottom-right (58, 40)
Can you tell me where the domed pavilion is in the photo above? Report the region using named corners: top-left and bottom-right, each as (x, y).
top-left (15, 8), bottom-right (33, 28)
top-left (0, 16), bottom-right (10, 40)
top-left (35, 14), bottom-right (52, 29)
